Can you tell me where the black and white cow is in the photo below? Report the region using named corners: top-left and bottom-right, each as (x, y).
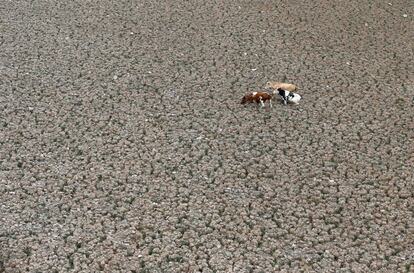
top-left (275, 88), bottom-right (302, 105)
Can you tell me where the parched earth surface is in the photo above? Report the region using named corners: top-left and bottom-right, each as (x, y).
top-left (1, 0), bottom-right (413, 272)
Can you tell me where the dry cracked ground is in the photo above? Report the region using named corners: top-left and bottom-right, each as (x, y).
top-left (1, 0), bottom-right (413, 272)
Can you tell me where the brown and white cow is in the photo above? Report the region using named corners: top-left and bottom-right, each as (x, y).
top-left (241, 91), bottom-right (273, 107)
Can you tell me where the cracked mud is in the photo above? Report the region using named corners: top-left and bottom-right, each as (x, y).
top-left (1, 0), bottom-right (413, 272)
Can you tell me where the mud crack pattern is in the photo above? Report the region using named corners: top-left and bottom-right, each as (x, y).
top-left (1, 0), bottom-right (413, 272)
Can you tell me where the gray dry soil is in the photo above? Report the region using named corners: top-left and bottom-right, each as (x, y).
top-left (1, 0), bottom-right (413, 272)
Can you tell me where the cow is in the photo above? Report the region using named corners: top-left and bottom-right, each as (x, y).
top-left (241, 91), bottom-right (273, 107)
top-left (275, 88), bottom-right (302, 105)
top-left (265, 81), bottom-right (297, 92)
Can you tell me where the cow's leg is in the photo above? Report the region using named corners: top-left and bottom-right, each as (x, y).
top-left (269, 99), bottom-right (272, 108)
top-left (259, 97), bottom-right (265, 107)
